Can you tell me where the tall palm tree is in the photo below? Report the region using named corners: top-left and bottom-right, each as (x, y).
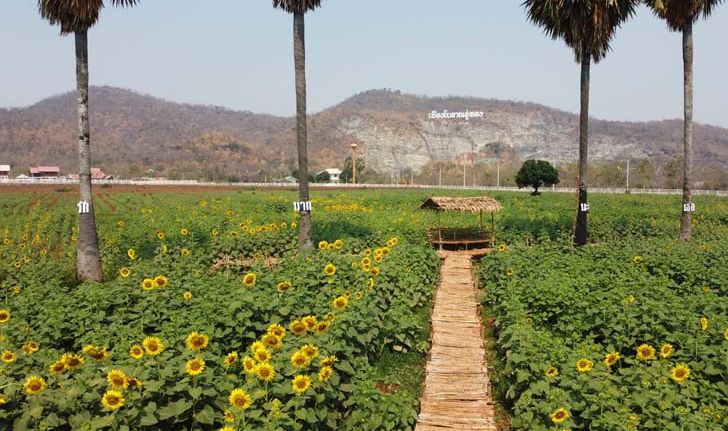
top-left (273, 0), bottom-right (324, 250)
top-left (522, 0), bottom-right (638, 246)
top-left (38, 0), bottom-right (139, 282)
top-left (644, 0), bottom-right (724, 241)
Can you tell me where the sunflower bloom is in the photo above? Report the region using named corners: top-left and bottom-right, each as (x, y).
top-left (290, 320), bottom-right (307, 336)
top-left (292, 375), bottom-right (312, 396)
top-left (633, 255), bottom-right (642, 264)
top-left (224, 410), bottom-right (235, 423)
top-left (324, 264), bottom-right (336, 276)
top-left (21, 342), bottom-right (40, 355)
top-left (62, 353), bottom-right (85, 370)
top-left (186, 332), bottom-right (209, 351)
top-left (267, 323), bottom-right (286, 339)
top-left (291, 351), bottom-right (310, 369)
top-left (101, 390), bottom-right (125, 411)
top-left (545, 367), bottom-right (559, 377)
top-left (49, 360), bottom-right (67, 374)
top-left (127, 248), bottom-right (136, 260)
top-left (576, 358), bottom-right (593, 373)
top-left (256, 362), bottom-right (275, 382)
top-left (180, 228), bottom-right (189, 236)
top-left (1, 351), bottom-right (16, 363)
top-left (183, 291), bottom-right (193, 300)
top-left (0, 309), bottom-right (11, 323)
top-left (636, 344), bottom-right (656, 361)
top-left (229, 388), bottom-right (252, 410)
top-left (700, 317), bottom-right (709, 331)
top-left (263, 333), bottom-right (282, 349)
top-left (316, 321), bottom-right (331, 332)
top-left (254, 347), bottom-right (272, 363)
top-left (604, 352), bottom-right (620, 368)
top-left (24, 375), bottom-right (47, 395)
top-left (243, 273), bottom-right (256, 286)
top-left (186, 358), bottom-right (206, 376)
top-left (107, 369), bottom-right (128, 389)
top-left (142, 337), bottom-right (164, 356)
top-left (660, 343), bottom-right (673, 358)
top-left (301, 344), bottom-right (319, 359)
top-left (141, 278), bottom-right (155, 290)
top-left (127, 377), bottom-right (142, 390)
top-left (129, 345), bottom-right (144, 360)
top-left (318, 366), bottom-right (333, 382)
top-left (671, 364), bottom-right (690, 383)
top-left (332, 296), bottom-right (348, 310)
top-left (724, 328), bottom-right (728, 342)
top-left (318, 240), bottom-right (328, 250)
top-left (119, 267), bottom-right (131, 278)
top-left (224, 351), bottom-right (239, 367)
top-left (550, 407), bottom-right (570, 424)
top-left (154, 275), bottom-right (168, 288)
top-left (242, 356), bottom-right (257, 374)
top-left (277, 281), bottom-right (292, 292)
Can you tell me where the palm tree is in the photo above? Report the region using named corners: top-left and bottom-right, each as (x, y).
top-left (522, 0), bottom-right (638, 246)
top-left (38, 0), bottom-right (139, 282)
top-left (644, 0), bottom-right (724, 241)
top-left (273, 0), bottom-right (324, 250)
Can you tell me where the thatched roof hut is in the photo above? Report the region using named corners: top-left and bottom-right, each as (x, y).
top-left (420, 196), bottom-right (502, 213)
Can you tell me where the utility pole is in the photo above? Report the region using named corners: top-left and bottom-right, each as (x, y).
top-left (626, 158), bottom-right (630, 190)
top-left (496, 161), bottom-right (500, 187)
top-left (410, 169), bottom-right (414, 185)
top-left (438, 164), bottom-right (442, 187)
top-left (462, 163), bottom-right (466, 188)
top-left (350, 143), bottom-right (358, 185)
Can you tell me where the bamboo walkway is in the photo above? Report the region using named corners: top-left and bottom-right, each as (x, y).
top-left (415, 251), bottom-right (496, 431)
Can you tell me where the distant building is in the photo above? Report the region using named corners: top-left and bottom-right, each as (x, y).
top-left (15, 174), bottom-right (30, 180)
top-left (29, 166), bottom-right (61, 179)
top-left (0, 165), bottom-right (9, 179)
top-left (319, 168), bottom-right (342, 183)
top-left (69, 168), bottom-right (114, 181)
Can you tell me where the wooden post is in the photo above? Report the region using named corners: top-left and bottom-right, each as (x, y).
top-left (490, 212), bottom-right (495, 245)
top-left (437, 211), bottom-right (443, 250)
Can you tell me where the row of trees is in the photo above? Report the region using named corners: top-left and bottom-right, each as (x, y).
top-left (38, 0), bottom-right (722, 281)
top-left (523, 0), bottom-right (723, 245)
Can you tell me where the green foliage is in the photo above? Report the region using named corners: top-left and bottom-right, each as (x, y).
top-left (515, 160), bottom-right (559, 194)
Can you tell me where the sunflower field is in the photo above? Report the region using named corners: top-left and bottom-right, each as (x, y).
top-left (0, 189), bottom-right (439, 431)
top-left (478, 195), bottom-right (728, 430)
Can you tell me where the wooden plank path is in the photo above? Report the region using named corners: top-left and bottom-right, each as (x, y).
top-left (415, 252), bottom-right (496, 431)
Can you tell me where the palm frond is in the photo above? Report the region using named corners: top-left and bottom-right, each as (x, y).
top-left (644, 0), bottom-right (725, 31)
top-left (38, 0), bottom-right (139, 34)
top-left (272, 0), bottom-right (324, 14)
top-left (522, 0), bottom-right (638, 63)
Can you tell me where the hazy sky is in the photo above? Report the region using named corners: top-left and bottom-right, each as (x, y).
top-left (1, 1), bottom-right (726, 127)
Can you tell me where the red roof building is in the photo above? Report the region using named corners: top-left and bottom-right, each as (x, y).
top-left (29, 166), bottom-right (61, 178)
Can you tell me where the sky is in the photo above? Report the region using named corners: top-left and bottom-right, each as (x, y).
top-left (1, 0), bottom-right (726, 127)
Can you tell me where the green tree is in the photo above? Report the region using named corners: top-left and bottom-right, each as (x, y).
top-left (523, 0), bottom-right (638, 246)
top-left (273, 0), bottom-right (325, 250)
top-left (340, 157), bottom-right (365, 183)
top-left (515, 159), bottom-right (560, 195)
top-left (38, 0), bottom-right (139, 282)
top-left (644, 0), bottom-right (724, 241)
top-left (314, 170), bottom-right (331, 183)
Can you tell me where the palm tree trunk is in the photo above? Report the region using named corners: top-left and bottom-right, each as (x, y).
top-left (293, 12), bottom-right (313, 250)
top-left (679, 22), bottom-right (693, 241)
top-left (573, 53), bottom-right (590, 247)
top-left (75, 30), bottom-right (103, 282)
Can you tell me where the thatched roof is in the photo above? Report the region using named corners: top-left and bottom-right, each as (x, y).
top-left (421, 196), bottom-right (502, 213)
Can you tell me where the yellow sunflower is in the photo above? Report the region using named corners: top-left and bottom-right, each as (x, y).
top-left (183, 291), bottom-right (193, 300)
top-left (21, 342), bottom-right (40, 355)
top-left (242, 356), bottom-right (257, 374)
top-left (498, 244), bottom-right (507, 252)
top-left (302, 315), bottom-right (318, 331)
top-left (62, 353), bottom-right (85, 370)
top-left (101, 390), bottom-right (125, 411)
top-left (263, 333), bottom-right (282, 349)
top-left (250, 341), bottom-right (266, 354)
top-left (256, 362), bottom-right (275, 382)
top-left (316, 320), bottom-right (331, 332)
top-left (181, 248), bottom-right (191, 256)
top-left (506, 267), bottom-right (514, 277)
top-left (301, 344), bottom-right (319, 359)
top-left (242, 272), bottom-right (256, 286)
top-left (291, 351), bottom-right (310, 369)
top-left (290, 320), bottom-right (307, 336)
top-left (700, 317), bottom-right (709, 331)
top-left (318, 240), bottom-right (328, 250)
top-left (141, 278), bottom-right (155, 290)
top-left (0, 309), bottom-right (10, 324)
top-left (254, 347), bottom-right (271, 363)
top-left (370, 267), bottom-right (380, 277)
top-left (292, 375), bottom-right (312, 396)
top-left (545, 367), bottom-right (559, 377)
top-left (1, 351), bottom-right (16, 364)
top-left (604, 352), bottom-right (620, 367)
top-left (224, 351), bottom-right (239, 367)
top-left (186, 358), bottom-right (206, 376)
top-left (633, 255), bottom-right (642, 264)
top-left (229, 388), bottom-right (252, 410)
top-left (127, 248), bottom-right (136, 260)
top-left (550, 407), bottom-right (570, 424)
top-left (332, 295), bottom-right (348, 310)
top-left (660, 343), bottom-right (673, 358)
top-left (153, 275), bottom-right (169, 288)
top-left (636, 344), bottom-right (656, 361)
top-left (318, 366), bottom-right (333, 382)
top-left (119, 267), bottom-right (131, 278)
top-left (671, 363), bottom-right (690, 383)
top-left (107, 369), bottom-right (128, 389)
top-left (142, 336), bottom-right (164, 356)
top-left (319, 355), bottom-right (337, 367)
top-left (276, 281), bottom-right (292, 292)
top-left (576, 358), bottom-right (593, 373)
top-left (180, 228), bottom-right (189, 236)
top-left (324, 263), bottom-right (336, 276)
top-left (267, 323), bottom-right (286, 339)
top-left (186, 332), bottom-right (209, 351)
top-left (211, 229), bottom-right (219, 237)
top-left (334, 239), bottom-right (344, 249)
top-left (49, 360), bottom-right (67, 374)
top-left (156, 231), bottom-right (165, 240)
top-left (724, 328), bottom-right (728, 342)
top-left (129, 345), bottom-right (144, 360)
top-left (24, 375), bottom-right (47, 395)
top-left (224, 409), bottom-right (235, 423)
